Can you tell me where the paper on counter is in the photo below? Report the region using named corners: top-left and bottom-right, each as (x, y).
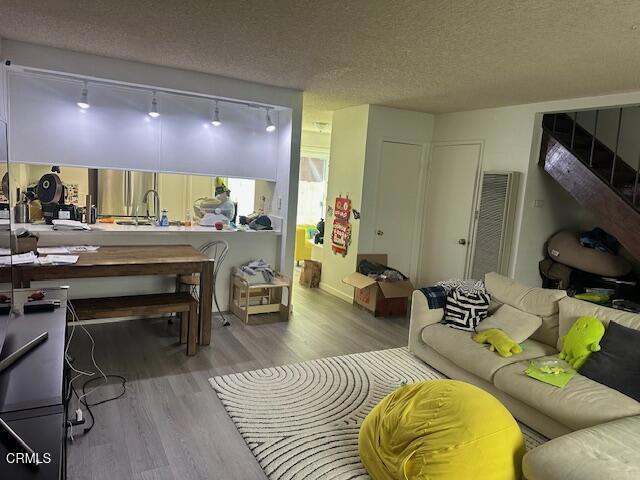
top-left (37, 247), bottom-right (70, 254)
top-left (38, 255), bottom-right (79, 265)
top-left (0, 252), bottom-right (38, 265)
top-left (66, 246), bottom-right (99, 253)
top-left (51, 220), bottom-right (91, 231)
top-left (0, 248), bottom-right (11, 256)
top-left (37, 246), bottom-right (100, 254)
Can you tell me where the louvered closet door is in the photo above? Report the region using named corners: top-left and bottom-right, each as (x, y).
top-left (470, 172), bottom-right (518, 278)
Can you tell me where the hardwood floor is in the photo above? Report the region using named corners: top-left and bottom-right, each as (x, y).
top-left (66, 280), bottom-right (410, 480)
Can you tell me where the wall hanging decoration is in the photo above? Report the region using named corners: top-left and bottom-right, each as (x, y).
top-left (331, 196), bottom-right (352, 256)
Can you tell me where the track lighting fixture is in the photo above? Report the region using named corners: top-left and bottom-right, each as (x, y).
top-left (265, 109), bottom-right (276, 132)
top-left (62, 72), bottom-right (280, 130)
top-left (211, 101), bottom-right (221, 126)
top-left (77, 81), bottom-right (90, 109)
top-left (148, 92), bottom-right (160, 118)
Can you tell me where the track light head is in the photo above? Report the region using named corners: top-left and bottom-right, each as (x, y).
top-left (148, 93), bottom-right (160, 118)
top-left (265, 109), bottom-right (276, 133)
top-left (77, 81), bottom-right (90, 109)
top-left (211, 102), bottom-right (221, 126)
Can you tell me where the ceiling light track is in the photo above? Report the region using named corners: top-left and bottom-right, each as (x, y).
top-left (9, 64), bottom-right (278, 112)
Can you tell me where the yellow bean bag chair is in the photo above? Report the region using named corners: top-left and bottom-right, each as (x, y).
top-left (359, 379), bottom-right (525, 480)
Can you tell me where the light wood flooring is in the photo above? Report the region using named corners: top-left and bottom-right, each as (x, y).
top-left (66, 280), bottom-right (410, 480)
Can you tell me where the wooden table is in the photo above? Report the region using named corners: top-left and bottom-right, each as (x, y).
top-left (11, 245), bottom-right (215, 345)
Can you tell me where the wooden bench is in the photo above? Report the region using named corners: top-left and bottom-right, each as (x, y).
top-left (69, 292), bottom-right (200, 355)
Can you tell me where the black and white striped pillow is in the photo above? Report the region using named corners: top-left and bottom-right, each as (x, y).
top-left (443, 288), bottom-right (491, 331)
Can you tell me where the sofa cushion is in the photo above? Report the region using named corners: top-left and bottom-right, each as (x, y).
top-left (476, 304), bottom-right (542, 343)
top-left (485, 272), bottom-right (566, 347)
top-left (580, 321), bottom-right (640, 402)
top-left (485, 272), bottom-right (566, 317)
top-left (421, 323), bottom-right (556, 382)
top-left (523, 416), bottom-right (640, 480)
top-left (493, 355), bottom-right (640, 431)
top-left (558, 297), bottom-right (640, 350)
top-left (442, 288), bottom-right (491, 331)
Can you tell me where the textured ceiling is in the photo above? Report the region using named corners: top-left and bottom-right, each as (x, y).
top-left (1, 0), bottom-right (640, 128)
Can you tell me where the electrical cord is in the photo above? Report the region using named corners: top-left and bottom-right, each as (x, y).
top-left (65, 300), bottom-right (127, 438)
top-left (69, 375), bottom-right (126, 435)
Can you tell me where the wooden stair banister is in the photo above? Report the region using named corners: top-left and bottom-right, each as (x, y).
top-left (540, 130), bottom-right (640, 260)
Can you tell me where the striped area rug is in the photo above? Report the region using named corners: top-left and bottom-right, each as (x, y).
top-left (210, 348), bottom-right (546, 480)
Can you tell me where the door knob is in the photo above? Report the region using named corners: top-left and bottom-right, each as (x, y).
top-left (458, 238), bottom-right (467, 245)
top-left (377, 230), bottom-right (384, 236)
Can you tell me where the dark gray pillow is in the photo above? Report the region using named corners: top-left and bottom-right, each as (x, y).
top-left (579, 321), bottom-right (640, 402)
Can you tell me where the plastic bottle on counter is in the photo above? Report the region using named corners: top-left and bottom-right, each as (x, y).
top-left (160, 208), bottom-right (169, 227)
top-left (184, 210), bottom-right (192, 227)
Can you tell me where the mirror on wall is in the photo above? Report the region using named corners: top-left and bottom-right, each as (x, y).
top-left (0, 121), bottom-right (12, 305)
top-left (8, 162), bottom-right (276, 226)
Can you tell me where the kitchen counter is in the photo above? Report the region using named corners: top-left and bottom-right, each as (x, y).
top-left (12, 222), bottom-right (282, 235)
top-left (9, 218), bottom-right (283, 313)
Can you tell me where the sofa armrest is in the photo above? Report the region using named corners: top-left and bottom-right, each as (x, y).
top-left (408, 290), bottom-right (444, 353)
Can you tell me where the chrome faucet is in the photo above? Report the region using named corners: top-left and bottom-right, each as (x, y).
top-left (142, 189), bottom-right (161, 225)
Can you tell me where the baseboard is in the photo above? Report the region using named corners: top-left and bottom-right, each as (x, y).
top-left (319, 282), bottom-right (353, 304)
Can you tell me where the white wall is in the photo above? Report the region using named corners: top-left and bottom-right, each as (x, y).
top-left (429, 90), bottom-right (640, 287)
top-left (319, 105), bottom-right (369, 301)
top-left (359, 105), bottom-right (434, 253)
top-left (2, 41), bottom-right (299, 109)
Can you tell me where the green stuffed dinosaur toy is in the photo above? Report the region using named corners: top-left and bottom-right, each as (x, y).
top-left (473, 329), bottom-right (522, 358)
top-left (559, 315), bottom-right (605, 369)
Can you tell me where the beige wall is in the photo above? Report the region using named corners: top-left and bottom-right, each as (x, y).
top-left (301, 130), bottom-right (331, 150)
top-left (318, 105), bottom-right (369, 301)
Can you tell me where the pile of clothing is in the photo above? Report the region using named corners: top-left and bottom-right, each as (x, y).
top-left (357, 259), bottom-right (407, 282)
top-left (239, 259), bottom-right (275, 283)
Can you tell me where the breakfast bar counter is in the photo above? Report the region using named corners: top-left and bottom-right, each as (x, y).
top-left (10, 222), bottom-right (283, 315)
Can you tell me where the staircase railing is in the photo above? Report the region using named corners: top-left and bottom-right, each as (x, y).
top-left (542, 110), bottom-right (640, 211)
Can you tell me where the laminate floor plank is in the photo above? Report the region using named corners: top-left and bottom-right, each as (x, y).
top-left (67, 280), bottom-right (410, 479)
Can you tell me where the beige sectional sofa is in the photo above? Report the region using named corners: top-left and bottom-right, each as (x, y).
top-left (408, 272), bottom-right (640, 479)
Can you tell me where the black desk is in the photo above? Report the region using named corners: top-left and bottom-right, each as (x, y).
top-left (0, 289), bottom-right (67, 479)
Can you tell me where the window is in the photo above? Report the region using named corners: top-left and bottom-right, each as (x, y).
top-left (227, 177), bottom-right (256, 217)
top-left (297, 147), bottom-right (329, 225)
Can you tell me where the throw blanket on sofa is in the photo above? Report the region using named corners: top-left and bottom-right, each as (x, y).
top-left (419, 286), bottom-right (449, 309)
top-left (419, 279), bottom-right (486, 310)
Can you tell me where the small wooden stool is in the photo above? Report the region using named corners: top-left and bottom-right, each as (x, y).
top-left (230, 272), bottom-right (291, 324)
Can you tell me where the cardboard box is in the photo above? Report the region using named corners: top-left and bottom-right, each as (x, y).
top-left (343, 254), bottom-right (414, 317)
top-left (300, 260), bottom-right (322, 288)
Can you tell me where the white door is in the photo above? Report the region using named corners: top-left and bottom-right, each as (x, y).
top-left (419, 142), bottom-right (482, 286)
top-left (373, 141), bottom-right (423, 280)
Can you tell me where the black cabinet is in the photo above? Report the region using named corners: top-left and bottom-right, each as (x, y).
top-left (0, 289), bottom-right (68, 479)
